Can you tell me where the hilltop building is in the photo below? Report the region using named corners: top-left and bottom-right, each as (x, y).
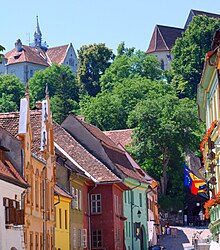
top-left (147, 9), bottom-right (220, 70)
top-left (0, 17), bottom-right (78, 83)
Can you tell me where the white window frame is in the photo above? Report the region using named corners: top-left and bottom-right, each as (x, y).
top-left (91, 194), bottom-right (101, 214)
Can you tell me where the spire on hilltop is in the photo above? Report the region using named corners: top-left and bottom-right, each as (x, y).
top-left (34, 16), bottom-right (42, 48)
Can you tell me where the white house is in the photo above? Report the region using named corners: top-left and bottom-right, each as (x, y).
top-left (0, 127), bottom-right (28, 250)
top-left (1, 17), bottom-right (78, 83)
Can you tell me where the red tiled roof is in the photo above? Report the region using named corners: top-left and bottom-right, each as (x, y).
top-left (54, 184), bottom-right (72, 199)
top-left (147, 25), bottom-right (184, 54)
top-left (5, 45), bottom-right (49, 66)
top-left (72, 117), bottom-right (147, 183)
top-left (104, 129), bottom-right (133, 147)
top-left (76, 117), bottom-right (124, 152)
top-left (47, 45), bottom-right (68, 64)
top-left (0, 111), bottom-right (42, 156)
top-left (54, 123), bottom-right (120, 183)
top-left (0, 159), bottom-right (27, 187)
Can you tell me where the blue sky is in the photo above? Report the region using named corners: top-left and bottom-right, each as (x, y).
top-left (1, 0), bottom-right (220, 54)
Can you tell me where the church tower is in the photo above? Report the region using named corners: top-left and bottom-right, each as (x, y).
top-left (34, 16), bottom-right (42, 48)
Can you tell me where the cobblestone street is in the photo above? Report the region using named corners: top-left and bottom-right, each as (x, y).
top-left (158, 226), bottom-right (211, 250)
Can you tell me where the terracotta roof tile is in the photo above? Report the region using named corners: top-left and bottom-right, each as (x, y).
top-left (68, 116), bottom-right (147, 183)
top-left (54, 123), bottom-right (120, 183)
top-left (0, 111), bottom-right (43, 157)
top-left (104, 129), bottom-right (133, 147)
top-left (47, 45), bottom-right (68, 64)
top-left (0, 159), bottom-right (27, 187)
top-left (5, 46), bottom-right (49, 66)
top-left (147, 25), bottom-right (184, 53)
top-left (54, 184), bottom-right (72, 199)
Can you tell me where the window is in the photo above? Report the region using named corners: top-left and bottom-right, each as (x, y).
top-left (161, 59), bottom-right (165, 70)
top-left (30, 69), bottom-right (34, 77)
top-left (128, 222), bottom-right (131, 237)
top-left (71, 187), bottom-right (79, 209)
top-left (139, 193), bottom-right (142, 207)
top-left (3, 197), bottom-right (24, 225)
top-left (73, 228), bottom-right (77, 248)
top-left (91, 194), bottom-right (101, 214)
top-left (92, 229), bottom-right (102, 248)
top-left (35, 233), bottom-right (39, 249)
top-left (59, 208), bottom-right (62, 229)
top-left (79, 190), bottom-right (82, 210)
top-left (35, 178), bottom-right (39, 208)
top-left (40, 234), bottom-right (43, 250)
top-left (114, 195), bottom-right (119, 215)
top-left (65, 210), bottom-right (68, 229)
top-left (30, 233), bottom-right (33, 250)
top-left (124, 192), bottom-right (127, 203)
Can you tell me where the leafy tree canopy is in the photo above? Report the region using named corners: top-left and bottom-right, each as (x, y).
top-left (77, 43), bottom-right (115, 96)
top-left (80, 77), bottom-right (173, 131)
top-left (0, 45), bottom-right (5, 61)
top-left (29, 64), bottom-right (79, 123)
top-left (0, 74), bottom-right (25, 112)
top-left (100, 44), bottom-right (163, 91)
top-left (171, 15), bottom-right (220, 99)
top-left (127, 95), bottom-right (203, 195)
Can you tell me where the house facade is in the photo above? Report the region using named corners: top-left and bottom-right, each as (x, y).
top-left (54, 185), bottom-right (72, 250)
top-left (1, 17), bottom-right (78, 83)
top-left (0, 128), bottom-right (28, 250)
top-left (197, 28), bottom-right (220, 243)
top-left (61, 115), bottom-right (151, 250)
top-left (0, 87), bottom-right (56, 249)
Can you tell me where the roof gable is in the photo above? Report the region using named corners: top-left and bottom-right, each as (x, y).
top-left (147, 25), bottom-right (183, 53)
top-left (47, 44), bottom-right (69, 64)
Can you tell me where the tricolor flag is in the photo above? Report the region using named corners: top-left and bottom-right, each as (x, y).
top-left (183, 165), bottom-right (207, 195)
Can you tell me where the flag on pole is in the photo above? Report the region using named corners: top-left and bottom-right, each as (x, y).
top-left (183, 165), bottom-right (207, 195)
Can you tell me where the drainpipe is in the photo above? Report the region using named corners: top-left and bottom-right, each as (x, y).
top-left (88, 183), bottom-right (97, 250)
top-left (130, 181), bottom-right (141, 250)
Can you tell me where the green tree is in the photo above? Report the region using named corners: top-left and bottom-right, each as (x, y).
top-left (127, 95), bottom-right (203, 195)
top-left (0, 45), bottom-right (5, 61)
top-left (0, 74), bottom-right (25, 112)
top-left (100, 48), bottom-right (162, 91)
top-left (80, 77), bottom-right (173, 131)
top-left (171, 15), bottom-right (220, 99)
top-left (77, 43), bottom-right (115, 96)
top-left (29, 64), bottom-right (79, 123)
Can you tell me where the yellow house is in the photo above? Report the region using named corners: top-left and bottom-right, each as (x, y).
top-left (69, 173), bottom-right (88, 250)
top-left (54, 185), bottom-right (72, 250)
top-left (0, 85), bottom-right (56, 249)
top-left (197, 29), bottom-right (220, 243)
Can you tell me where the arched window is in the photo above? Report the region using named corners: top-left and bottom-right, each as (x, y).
top-left (161, 59), bottom-right (165, 70)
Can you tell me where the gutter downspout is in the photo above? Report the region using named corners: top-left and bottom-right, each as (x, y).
top-left (131, 181), bottom-right (141, 250)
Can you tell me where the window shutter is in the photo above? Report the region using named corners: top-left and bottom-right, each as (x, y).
top-left (81, 229), bottom-right (87, 248)
top-left (75, 189), bottom-right (79, 209)
top-left (79, 190), bottom-right (82, 211)
top-left (78, 229), bottom-right (81, 248)
top-left (71, 187), bottom-right (75, 209)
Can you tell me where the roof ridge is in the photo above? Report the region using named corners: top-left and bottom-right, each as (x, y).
top-left (54, 123), bottom-right (120, 182)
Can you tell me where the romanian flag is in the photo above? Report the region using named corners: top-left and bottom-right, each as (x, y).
top-left (183, 165), bottom-right (207, 195)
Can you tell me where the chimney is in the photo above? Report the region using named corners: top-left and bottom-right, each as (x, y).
top-left (15, 39), bottom-right (23, 52)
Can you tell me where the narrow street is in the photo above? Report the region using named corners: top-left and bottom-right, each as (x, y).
top-left (158, 226), bottom-right (211, 250)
